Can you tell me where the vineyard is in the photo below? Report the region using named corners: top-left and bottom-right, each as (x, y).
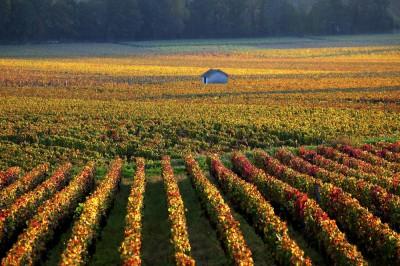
top-left (0, 35), bottom-right (400, 265)
top-left (0, 36), bottom-right (400, 170)
top-left (0, 143), bottom-right (399, 265)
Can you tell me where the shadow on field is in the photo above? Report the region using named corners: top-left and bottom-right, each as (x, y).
top-left (88, 176), bottom-right (132, 265)
top-left (141, 175), bottom-right (175, 266)
top-left (41, 216), bottom-right (75, 265)
top-left (177, 176), bottom-right (229, 265)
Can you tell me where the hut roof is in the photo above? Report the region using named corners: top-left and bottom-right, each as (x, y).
top-left (201, 69), bottom-right (228, 78)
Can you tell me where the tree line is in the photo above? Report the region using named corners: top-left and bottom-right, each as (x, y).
top-left (0, 0), bottom-right (397, 42)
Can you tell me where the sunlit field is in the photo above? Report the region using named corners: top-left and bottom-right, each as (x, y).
top-left (1, 35), bottom-right (400, 266)
top-left (0, 35), bottom-right (399, 169)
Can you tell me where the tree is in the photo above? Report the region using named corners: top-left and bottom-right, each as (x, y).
top-left (48, 0), bottom-right (77, 39)
top-left (186, 0), bottom-right (207, 37)
top-left (169, 0), bottom-right (189, 36)
top-left (241, 0), bottom-right (264, 36)
top-left (106, 0), bottom-right (142, 40)
top-left (188, 0), bottom-right (239, 37)
top-left (260, 0), bottom-right (301, 36)
top-left (308, 0), bottom-right (354, 35)
top-left (8, 0), bottom-right (38, 40)
top-left (139, 0), bottom-right (188, 39)
top-left (348, 0), bottom-right (393, 33)
top-left (31, 0), bottom-right (52, 39)
top-left (76, 0), bottom-right (107, 40)
top-left (0, 0), bottom-right (11, 38)
top-left (0, 0), bottom-right (397, 41)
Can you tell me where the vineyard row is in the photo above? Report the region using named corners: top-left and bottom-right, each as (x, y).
top-left (0, 143), bottom-right (399, 265)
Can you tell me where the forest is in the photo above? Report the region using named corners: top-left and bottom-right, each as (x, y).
top-left (0, 0), bottom-right (398, 42)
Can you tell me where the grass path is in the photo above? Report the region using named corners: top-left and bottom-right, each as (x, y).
top-left (177, 176), bottom-right (229, 265)
top-left (88, 175), bottom-right (132, 265)
top-left (141, 174), bottom-right (174, 265)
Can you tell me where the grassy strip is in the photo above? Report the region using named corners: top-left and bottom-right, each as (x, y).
top-left (88, 176), bottom-right (131, 265)
top-left (176, 174), bottom-right (229, 265)
top-left (141, 174), bottom-right (173, 265)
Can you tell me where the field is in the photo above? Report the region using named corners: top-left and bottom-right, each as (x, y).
top-left (0, 34), bottom-right (400, 265)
